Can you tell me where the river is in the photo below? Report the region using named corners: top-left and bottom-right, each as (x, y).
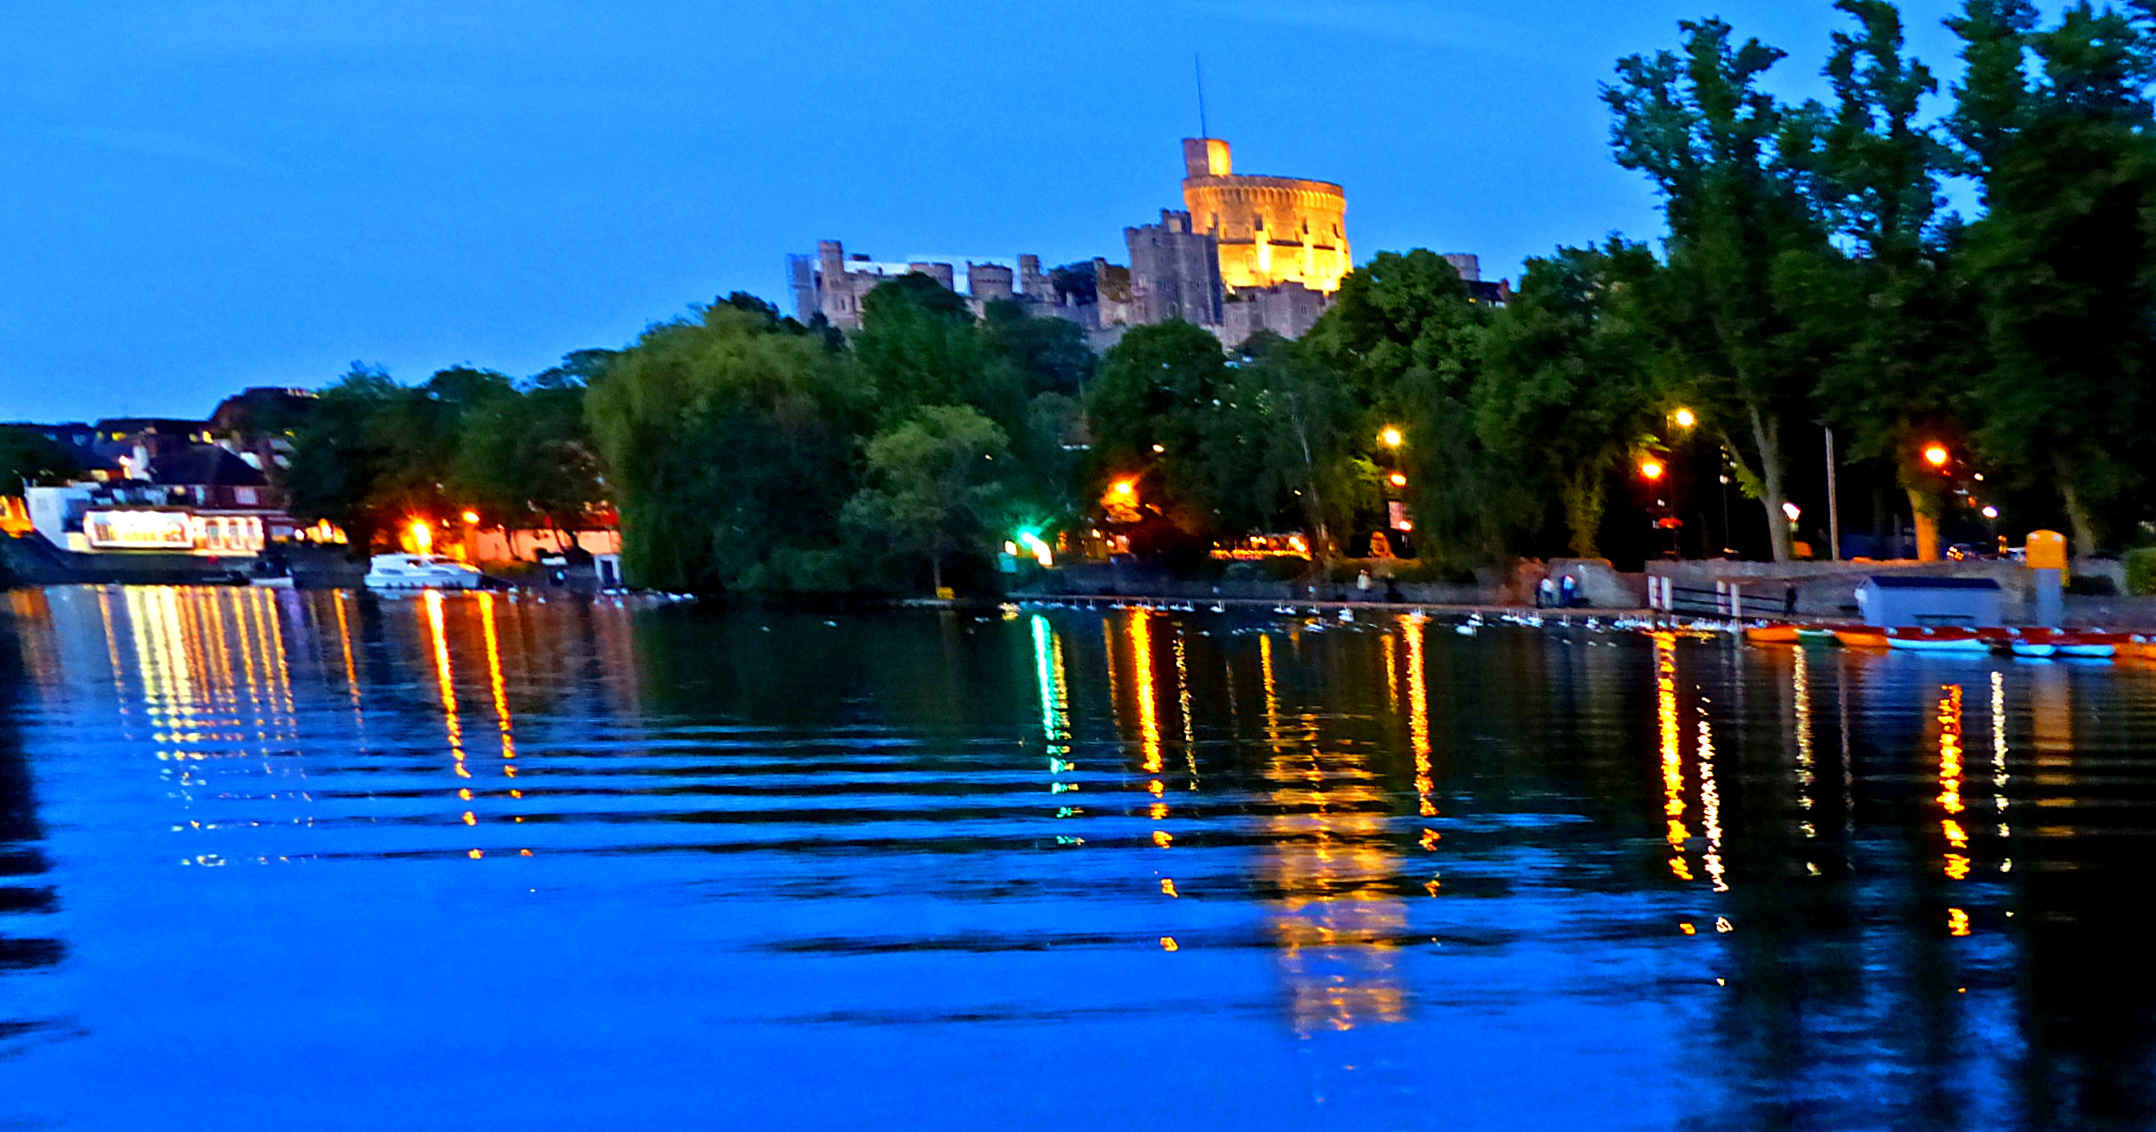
top-left (3, 586), bottom-right (2155, 1129)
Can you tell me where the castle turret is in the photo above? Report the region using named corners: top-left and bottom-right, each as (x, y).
top-left (1179, 138), bottom-right (1348, 294)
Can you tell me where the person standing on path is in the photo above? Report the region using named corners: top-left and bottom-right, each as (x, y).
top-left (1537, 576), bottom-right (1556, 609)
top-left (1357, 570), bottom-right (1373, 600)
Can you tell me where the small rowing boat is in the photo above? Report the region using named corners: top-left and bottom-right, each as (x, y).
top-left (1833, 628), bottom-right (1889, 649)
top-left (2012, 628), bottom-right (2123, 659)
top-left (1796, 627), bottom-right (1840, 646)
top-left (1744, 625), bottom-right (1800, 645)
top-left (1884, 627), bottom-right (1990, 654)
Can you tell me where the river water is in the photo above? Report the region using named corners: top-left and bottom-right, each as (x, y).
top-left (3, 587), bottom-right (2156, 1130)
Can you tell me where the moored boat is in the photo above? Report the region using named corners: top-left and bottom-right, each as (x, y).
top-left (1833, 628), bottom-right (1889, 649)
top-left (1884, 627), bottom-right (1990, 654)
top-left (1744, 624), bottom-right (1800, 645)
top-left (363, 554), bottom-right (484, 591)
top-left (2013, 628), bottom-right (2123, 659)
top-left (1796, 627), bottom-right (1841, 646)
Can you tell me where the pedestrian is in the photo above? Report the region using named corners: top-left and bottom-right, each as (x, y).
top-left (1784, 584), bottom-right (1797, 617)
top-left (1356, 569), bottom-right (1372, 600)
top-left (1536, 575), bottom-right (1556, 609)
top-left (1559, 574), bottom-right (1578, 609)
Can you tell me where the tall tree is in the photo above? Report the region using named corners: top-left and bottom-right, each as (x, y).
top-left (1476, 241), bottom-right (1662, 558)
top-left (1083, 319), bottom-right (1234, 533)
top-left (1304, 250), bottom-right (1528, 564)
top-left (1804, 0), bottom-right (1969, 561)
top-left (585, 305), bottom-right (869, 592)
top-left (1949, 0), bottom-right (2156, 557)
top-left (1205, 333), bottom-right (1377, 558)
top-left (841, 405), bottom-right (1013, 594)
top-left (285, 365), bottom-right (457, 553)
top-left (1605, 19), bottom-right (1836, 561)
top-left (455, 382), bottom-right (605, 533)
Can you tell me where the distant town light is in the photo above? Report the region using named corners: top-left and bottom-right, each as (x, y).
top-left (1111, 479), bottom-right (1136, 498)
top-left (1388, 472), bottom-right (1408, 488)
top-left (1981, 505), bottom-right (2000, 521)
top-left (1924, 444), bottom-right (1950, 469)
top-left (1151, 443), bottom-right (1165, 454)
top-left (407, 518), bottom-right (433, 555)
top-left (460, 510), bottom-right (480, 524)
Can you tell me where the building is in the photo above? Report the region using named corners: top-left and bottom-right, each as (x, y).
top-left (1125, 210), bottom-right (1223, 327)
top-left (24, 445), bottom-right (290, 558)
top-left (1179, 137), bottom-right (1352, 295)
top-left (785, 135), bottom-right (1503, 353)
top-left (791, 240), bottom-right (1060, 330)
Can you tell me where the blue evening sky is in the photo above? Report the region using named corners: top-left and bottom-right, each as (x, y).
top-left (2, 1), bottom-right (2034, 422)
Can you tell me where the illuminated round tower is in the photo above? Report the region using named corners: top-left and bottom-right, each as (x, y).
top-left (1179, 138), bottom-right (1350, 293)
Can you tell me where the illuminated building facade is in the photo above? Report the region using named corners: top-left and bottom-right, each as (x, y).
top-left (1180, 138), bottom-right (1350, 294)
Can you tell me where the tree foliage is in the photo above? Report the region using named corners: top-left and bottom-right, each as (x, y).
top-left (1477, 242), bottom-right (1662, 558)
top-left (0, 428), bottom-right (81, 489)
top-left (841, 405), bottom-right (1013, 592)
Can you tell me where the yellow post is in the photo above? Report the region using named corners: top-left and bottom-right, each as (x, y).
top-left (2025, 530), bottom-right (2066, 572)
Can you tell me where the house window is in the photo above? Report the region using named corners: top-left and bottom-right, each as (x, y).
top-left (234, 486), bottom-right (258, 506)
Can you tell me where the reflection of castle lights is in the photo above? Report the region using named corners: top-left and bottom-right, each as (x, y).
top-left (1128, 611), bottom-right (1162, 775)
top-left (1939, 684), bottom-right (1969, 880)
top-left (1654, 634), bottom-right (1691, 881)
top-left (1698, 706), bottom-right (1726, 894)
top-left (1792, 647), bottom-right (1817, 858)
top-left (1992, 671), bottom-right (2011, 851)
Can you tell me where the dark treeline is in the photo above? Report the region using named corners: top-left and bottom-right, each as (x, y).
top-left (231, 0), bottom-right (2156, 594)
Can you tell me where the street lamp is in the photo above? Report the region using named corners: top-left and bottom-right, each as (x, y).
top-left (1981, 505), bottom-right (2000, 521)
top-left (1671, 407), bottom-right (1697, 430)
top-left (1379, 426), bottom-right (1404, 449)
top-left (1387, 471), bottom-right (1408, 488)
top-left (1639, 458), bottom-right (1665, 481)
top-left (1924, 443), bottom-right (1950, 470)
top-left (1111, 479), bottom-right (1136, 499)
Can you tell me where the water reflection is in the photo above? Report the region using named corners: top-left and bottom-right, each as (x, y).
top-left (4, 592), bottom-right (2156, 1126)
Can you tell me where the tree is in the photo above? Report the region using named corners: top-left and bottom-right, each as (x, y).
top-left (980, 299), bottom-right (1096, 396)
top-left (1949, 0), bottom-right (2156, 557)
top-left (1477, 241), bottom-right (1662, 558)
top-left (285, 365), bottom-right (447, 554)
top-left (455, 382), bottom-right (605, 532)
top-left (1209, 334), bottom-right (1376, 559)
top-left (852, 275), bottom-right (991, 418)
top-left (1083, 320), bottom-right (1234, 530)
top-left (1802, 0), bottom-right (1970, 561)
top-left (1304, 250), bottom-right (1529, 564)
top-left (1605, 19), bottom-right (1838, 562)
top-left (586, 304), bottom-right (869, 593)
top-left (841, 405), bottom-right (1013, 594)
top-left (0, 428), bottom-right (81, 489)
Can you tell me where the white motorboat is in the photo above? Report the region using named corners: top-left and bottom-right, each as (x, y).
top-left (363, 554), bottom-right (484, 590)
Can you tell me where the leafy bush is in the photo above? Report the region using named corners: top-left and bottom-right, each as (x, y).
top-left (2125, 548), bottom-right (2156, 596)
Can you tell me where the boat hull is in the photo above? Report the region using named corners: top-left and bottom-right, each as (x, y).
top-left (364, 574), bottom-right (483, 591)
top-left (1884, 629), bottom-right (1990, 654)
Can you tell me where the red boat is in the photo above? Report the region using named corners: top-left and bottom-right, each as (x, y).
top-left (1883, 627), bottom-right (1991, 654)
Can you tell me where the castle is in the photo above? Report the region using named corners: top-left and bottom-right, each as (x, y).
top-left (788, 137), bottom-right (1504, 348)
